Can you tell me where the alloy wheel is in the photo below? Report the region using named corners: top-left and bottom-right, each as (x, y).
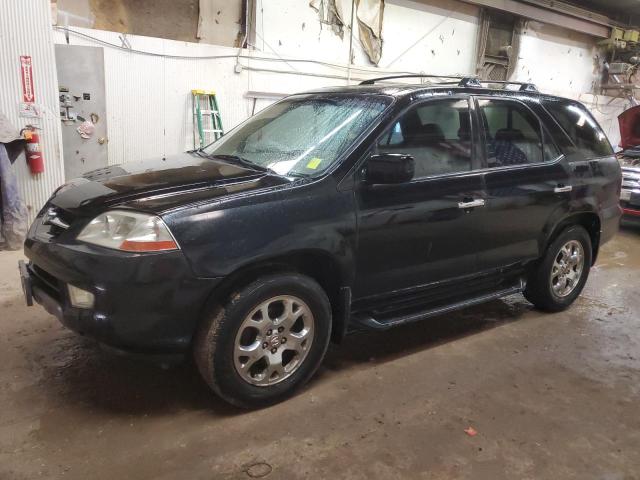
top-left (233, 295), bottom-right (315, 386)
top-left (550, 240), bottom-right (585, 298)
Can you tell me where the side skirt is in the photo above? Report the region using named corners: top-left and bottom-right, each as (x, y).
top-left (351, 281), bottom-right (524, 331)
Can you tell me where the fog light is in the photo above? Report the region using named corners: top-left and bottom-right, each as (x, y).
top-left (67, 284), bottom-right (95, 309)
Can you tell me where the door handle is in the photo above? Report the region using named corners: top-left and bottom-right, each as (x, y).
top-left (458, 199), bottom-right (485, 209)
top-left (554, 185), bottom-right (573, 193)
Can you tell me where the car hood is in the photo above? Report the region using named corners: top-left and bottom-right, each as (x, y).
top-left (50, 152), bottom-right (291, 214)
top-left (619, 105), bottom-right (640, 150)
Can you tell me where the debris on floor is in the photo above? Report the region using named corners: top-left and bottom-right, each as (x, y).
top-left (463, 426), bottom-right (478, 437)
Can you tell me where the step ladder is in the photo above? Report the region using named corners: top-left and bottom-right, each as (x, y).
top-left (192, 89), bottom-right (224, 149)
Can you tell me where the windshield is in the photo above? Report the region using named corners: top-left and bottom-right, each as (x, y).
top-left (203, 94), bottom-right (391, 177)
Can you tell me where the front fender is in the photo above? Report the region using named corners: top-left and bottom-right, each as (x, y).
top-left (164, 181), bottom-right (357, 284)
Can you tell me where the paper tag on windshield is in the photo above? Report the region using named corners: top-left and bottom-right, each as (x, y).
top-left (306, 158), bottom-right (322, 169)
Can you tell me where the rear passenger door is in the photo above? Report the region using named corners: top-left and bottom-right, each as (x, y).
top-left (473, 97), bottom-right (572, 271)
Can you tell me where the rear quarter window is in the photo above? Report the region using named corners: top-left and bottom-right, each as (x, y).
top-left (543, 100), bottom-right (613, 159)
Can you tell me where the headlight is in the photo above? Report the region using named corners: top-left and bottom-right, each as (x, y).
top-left (77, 210), bottom-right (179, 252)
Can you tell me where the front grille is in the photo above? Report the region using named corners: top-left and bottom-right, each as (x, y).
top-left (622, 168), bottom-right (640, 190)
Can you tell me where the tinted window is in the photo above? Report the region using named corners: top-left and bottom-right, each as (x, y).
top-left (478, 98), bottom-right (560, 168)
top-left (544, 100), bottom-right (613, 158)
top-left (376, 99), bottom-right (472, 179)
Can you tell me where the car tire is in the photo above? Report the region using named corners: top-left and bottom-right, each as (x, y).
top-left (194, 273), bottom-right (332, 409)
top-left (524, 225), bottom-right (592, 312)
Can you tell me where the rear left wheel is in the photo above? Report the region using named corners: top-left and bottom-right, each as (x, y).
top-left (524, 225), bottom-right (592, 312)
top-left (194, 273), bottom-right (332, 408)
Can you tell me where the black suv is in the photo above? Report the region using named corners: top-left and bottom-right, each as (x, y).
top-left (20, 77), bottom-right (621, 408)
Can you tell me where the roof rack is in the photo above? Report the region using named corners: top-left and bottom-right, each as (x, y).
top-left (359, 74), bottom-right (463, 85)
top-left (360, 74), bottom-right (538, 92)
top-left (459, 78), bottom-right (539, 92)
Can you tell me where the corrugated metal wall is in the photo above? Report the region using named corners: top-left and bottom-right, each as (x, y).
top-left (0, 0), bottom-right (64, 223)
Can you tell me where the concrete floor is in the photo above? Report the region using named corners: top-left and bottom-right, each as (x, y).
top-left (1, 227), bottom-right (639, 480)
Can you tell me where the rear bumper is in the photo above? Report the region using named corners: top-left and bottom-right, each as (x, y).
top-left (24, 237), bottom-right (221, 353)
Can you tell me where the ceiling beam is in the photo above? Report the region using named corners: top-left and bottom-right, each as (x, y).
top-left (461, 0), bottom-right (611, 38)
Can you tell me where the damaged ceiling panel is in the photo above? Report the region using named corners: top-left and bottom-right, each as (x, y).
top-left (310, 0), bottom-right (384, 65)
top-left (309, 0), bottom-right (352, 38)
top-left (357, 0), bottom-right (384, 65)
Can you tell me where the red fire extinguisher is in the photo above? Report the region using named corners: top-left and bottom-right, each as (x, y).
top-left (22, 125), bottom-right (44, 174)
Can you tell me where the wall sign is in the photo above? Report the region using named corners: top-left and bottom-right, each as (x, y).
top-left (20, 55), bottom-right (35, 103)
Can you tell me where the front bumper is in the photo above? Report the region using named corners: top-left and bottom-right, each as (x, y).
top-left (621, 166), bottom-right (640, 218)
top-left (23, 237), bottom-right (220, 353)
top-left (620, 188), bottom-right (640, 218)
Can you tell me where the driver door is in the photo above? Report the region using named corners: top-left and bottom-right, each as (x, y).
top-left (353, 97), bottom-right (487, 303)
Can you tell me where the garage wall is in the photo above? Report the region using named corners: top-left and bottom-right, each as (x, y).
top-left (256, 0), bottom-right (627, 147)
top-left (0, 0), bottom-right (64, 222)
top-left (255, 0), bottom-right (481, 75)
top-left (53, 0), bottom-right (628, 173)
top-left (511, 21), bottom-right (600, 98)
top-left (510, 21), bottom-right (630, 147)
top-left (52, 27), bottom-right (384, 167)
top-left (50, 0), bottom-right (484, 170)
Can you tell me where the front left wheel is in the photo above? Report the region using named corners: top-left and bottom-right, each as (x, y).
top-left (194, 273), bottom-right (332, 408)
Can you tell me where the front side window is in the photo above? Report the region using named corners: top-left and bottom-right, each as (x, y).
top-left (375, 99), bottom-right (473, 179)
top-left (204, 94), bottom-right (391, 177)
top-left (544, 100), bottom-right (613, 159)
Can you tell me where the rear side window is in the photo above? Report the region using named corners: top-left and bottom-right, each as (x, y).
top-left (477, 98), bottom-right (560, 167)
top-left (544, 100), bottom-right (613, 159)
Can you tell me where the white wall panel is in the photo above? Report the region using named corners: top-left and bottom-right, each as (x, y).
top-left (52, 27), bottom-right (381, 168)
top-left (512, 21), bottom-right (599, 98)
top-left (256, 0), bottom-right (480, 75)
top-left (0, 0), bottom-right (64, 223)
top-left (510, 22), bottom-right (628, 150)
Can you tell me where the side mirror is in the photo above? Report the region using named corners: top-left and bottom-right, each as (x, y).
top-left (365, 153), bottom-right (414, 184)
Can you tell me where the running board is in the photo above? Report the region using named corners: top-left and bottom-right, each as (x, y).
top-left (352, 284), bottom-right (523, 331)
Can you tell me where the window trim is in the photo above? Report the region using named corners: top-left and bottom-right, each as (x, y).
top-left (471, 96), bottom-right (564, 173)
top-left (364, 95), bottom-right (482, 184)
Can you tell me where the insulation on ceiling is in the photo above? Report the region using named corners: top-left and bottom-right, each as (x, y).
top-left (309, 0), bottom-right (384, 65)
top-left (309, 0), bottom-right (351, 38)
top-left (356, 0), bottom-right (384, 65)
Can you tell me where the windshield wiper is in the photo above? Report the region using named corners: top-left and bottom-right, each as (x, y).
top-left (202, 152), bottom-right (306, 179)
top-left (204, 153), bottom-right (270, 173)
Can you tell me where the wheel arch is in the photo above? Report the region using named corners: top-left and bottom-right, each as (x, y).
top-left (544, 212), bottom-right (601, 265)
top-left (201, 249), bottom-right (351, 344)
